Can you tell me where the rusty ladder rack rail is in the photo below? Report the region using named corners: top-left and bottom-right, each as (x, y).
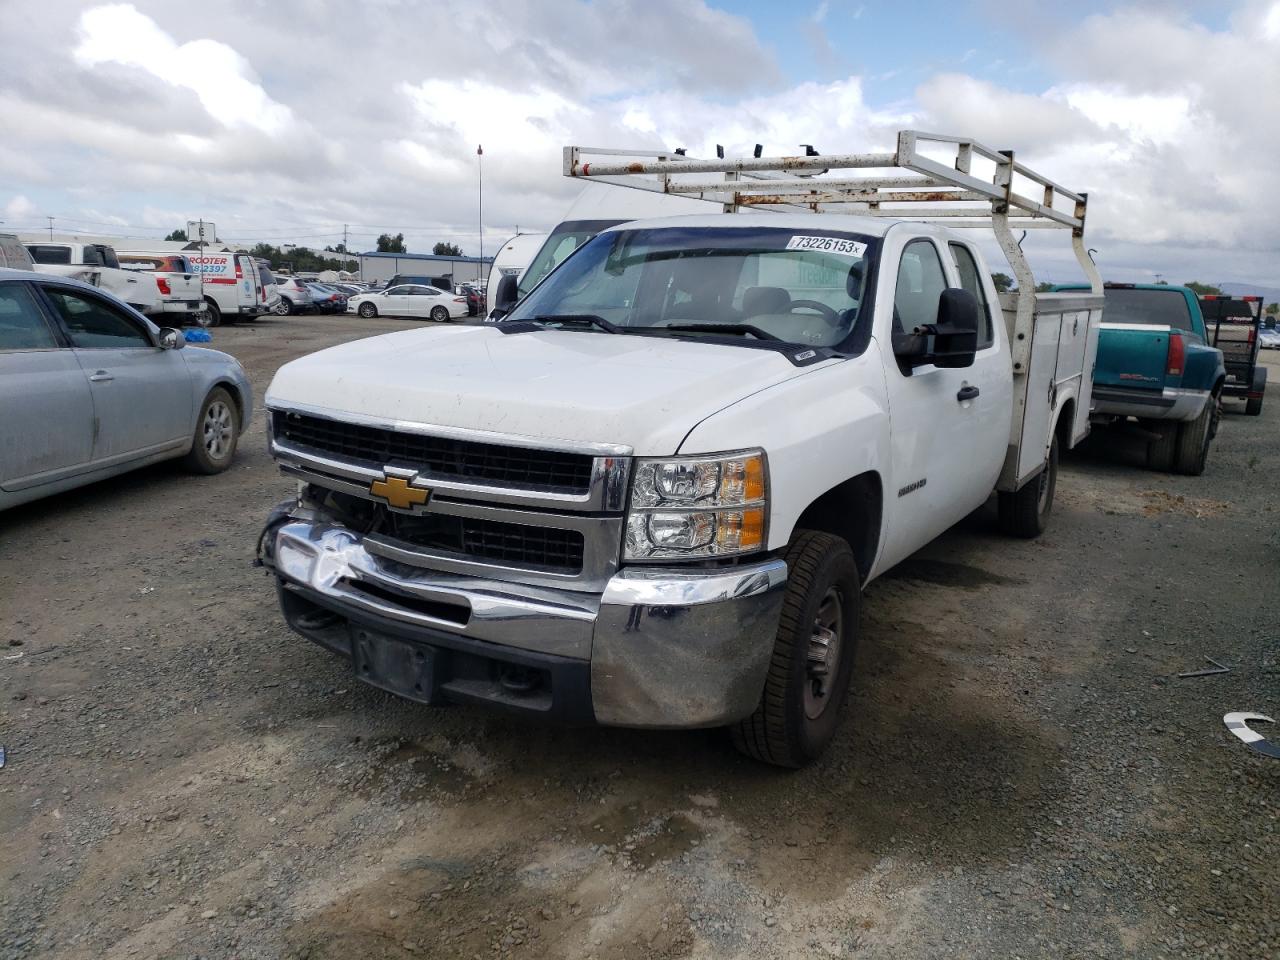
top-left (562, 130), bottom-right (1104, 339)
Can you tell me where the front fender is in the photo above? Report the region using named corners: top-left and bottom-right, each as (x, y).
top-left (183, 347), bottom-right (254, 433)
top-left (677, 351), bottom-right (890, 554)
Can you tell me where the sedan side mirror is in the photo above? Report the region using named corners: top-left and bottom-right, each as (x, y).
top-left (158, 327), bottom-right (186, 350)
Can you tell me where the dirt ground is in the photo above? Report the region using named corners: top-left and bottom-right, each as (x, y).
top-left (1, 314), bottom-right (1277, 960)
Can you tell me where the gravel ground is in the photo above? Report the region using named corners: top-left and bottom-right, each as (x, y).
top-left (1, 314), bottom-right (1276, 960)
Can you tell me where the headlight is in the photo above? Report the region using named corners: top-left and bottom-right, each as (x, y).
top-left (625, 450), bottom-right (768, 560)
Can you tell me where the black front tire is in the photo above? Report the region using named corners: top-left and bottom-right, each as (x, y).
top-left (732, 531), bottom-right (861, 768)
top-left (182, 387), bottom-right (239, 475)
top-left (998, 435), bottom-right (1058, 538)
top-left (358, 302), bottom-right (378, 318)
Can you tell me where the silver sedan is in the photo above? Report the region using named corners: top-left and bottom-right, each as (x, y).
top-left (0, 268), bottom-right (253, 511)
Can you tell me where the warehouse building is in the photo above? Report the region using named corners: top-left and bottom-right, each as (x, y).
top-left (356, 251), bottom-right (493, 286)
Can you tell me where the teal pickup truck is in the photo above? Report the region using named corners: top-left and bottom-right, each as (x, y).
top-left (1054, 282), bottom-right (1225, 475)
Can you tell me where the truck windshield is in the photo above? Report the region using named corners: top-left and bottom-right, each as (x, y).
top-left (506, 226), bottom-right (876, 349)
top-left (1103, 288), bottom-right (1194, 331)
top-left (517, 219), bottom-right (624, 298)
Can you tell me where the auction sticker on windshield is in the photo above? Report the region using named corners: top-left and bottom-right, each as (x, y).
top-left (785, 236), bottom-right (867, 257)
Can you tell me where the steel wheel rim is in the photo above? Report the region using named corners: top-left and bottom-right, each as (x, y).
top-left (804, 587), bottom-right (844, 720)
top-left (203, 400), bottom-right (234, 460)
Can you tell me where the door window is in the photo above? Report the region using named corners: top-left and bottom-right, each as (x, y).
top-left (893, 240), bottom-right (948, 335)
top-left (949, 243), bottom-right (995, 348)
top-left (0, 284), bottom-right (59, 350)
top-left (43, 288), bottom-right (152, 349)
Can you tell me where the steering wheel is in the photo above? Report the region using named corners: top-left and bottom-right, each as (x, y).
top-left (788, 299), bottom-right (840, 326)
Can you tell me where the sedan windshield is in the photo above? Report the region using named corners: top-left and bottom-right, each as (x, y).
top-left (506, 226), bottom-right (877, 349)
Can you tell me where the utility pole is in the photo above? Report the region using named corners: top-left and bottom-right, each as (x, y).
top-left (477, 144), bottom-right (484, 265)
top-left (47, 215), bottom-right (54, 240)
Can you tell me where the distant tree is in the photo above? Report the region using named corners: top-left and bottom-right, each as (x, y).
top-left (323, 243), bottom-right (348, 254)
top-left (376, 232), bottom-right (406, 253)
top-left (1184, 281), bottom-right (1223, 296)
top-left (432, 241), bottom-right (463, 256)
top-left (248, 241), bottom-right (356, 273)
top-left (991, 272), bottom-right (1014, 293)
top-left (1155, 280), bottom-right (1169, 285)
top-left (1034, 281), bottom-right (1054, 293)
top-left (165, 228), bottom-right (187, 242)
top-left (1266, 302), bottom-right (1279, 316)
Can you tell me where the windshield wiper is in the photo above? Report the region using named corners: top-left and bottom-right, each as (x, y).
top-left (663, 323), bottom-right (781, 342)
top-left (524, 314), bottom-right (622, 334)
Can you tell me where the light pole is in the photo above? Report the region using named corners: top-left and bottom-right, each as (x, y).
top-left (477, 144), bottom-right (484, 266)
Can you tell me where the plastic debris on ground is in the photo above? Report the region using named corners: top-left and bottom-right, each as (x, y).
top-left (184, 328), bottom-right (213, 343)
top-left (1223, 712), bottom-right (1280, 759)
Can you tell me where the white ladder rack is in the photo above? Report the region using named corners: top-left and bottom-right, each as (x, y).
top-left (562, 131), bottom-right (1104, 325)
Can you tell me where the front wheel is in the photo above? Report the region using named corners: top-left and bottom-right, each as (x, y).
top-left (998, 435), bottom-right (1058, 538)
top-left (430, 305), bottom-right (449, 322)
top-left (732, 531), bottom-right (861, 768)
top-left (358, 301), bottom-right (378, 318)
top-left (182, 387), bottom-right (239, 475)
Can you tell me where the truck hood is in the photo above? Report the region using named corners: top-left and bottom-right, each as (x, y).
top-left (266, 325), bottom-right (820, 455)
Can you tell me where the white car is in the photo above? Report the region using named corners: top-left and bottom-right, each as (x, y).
top-left (348, 284), bottom-right (469, 321)
top-left (1259, 327), bottom-right (1280, 350)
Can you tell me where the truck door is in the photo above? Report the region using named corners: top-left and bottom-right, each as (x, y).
top-left (879, 238), bottom-right (1007, 564)
top-left (39, 285), bottom-right (191, 462)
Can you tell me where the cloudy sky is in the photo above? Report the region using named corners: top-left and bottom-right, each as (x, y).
top-left (1, 0), bottom-right (1276, 286)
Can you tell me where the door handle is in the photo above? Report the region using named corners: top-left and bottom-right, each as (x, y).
top-left (956, 385), bottom-right (980, 402)
top-left (88, 371), bottom-right (114, 383)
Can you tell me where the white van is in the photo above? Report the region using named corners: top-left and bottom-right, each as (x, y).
top-left (187, 251), bottom-right (279, 325)
top-left (24, 241), bottom-right (160, 314)
top-left (485, 232), bottom-right (547, 297)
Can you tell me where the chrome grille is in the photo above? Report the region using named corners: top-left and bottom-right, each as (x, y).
top-left (274, 411), bottom-right (595, 493)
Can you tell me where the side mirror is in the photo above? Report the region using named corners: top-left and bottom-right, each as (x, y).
top-left (491, 273), bottom-right (519, 319)
top-left (158, 327), bottom-right (185, 350)
top-left (895, 289), bottom-right (979, 369)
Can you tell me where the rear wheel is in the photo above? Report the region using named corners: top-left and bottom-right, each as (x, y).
top-left (1173, 397), bottom-right (1218, 475)
top-left (358, 301), bottom-right (378, 318)
top-left (1146, 422), bottom-right (1177, 471)
top-left (182, 387), bottom-right (239, 475)
top-left (998, 435), bottom-right (1058, 538)
top-left (202, 299), bottom-right (221, 328)
top-left (1246, 367), bottom-right (1266, 416)
top-left (275, 297), bottom-right (293, 316)
top-left (430, 305), bottom-right (449, 322)
top-left (731, 531), bottom-right (860, 768)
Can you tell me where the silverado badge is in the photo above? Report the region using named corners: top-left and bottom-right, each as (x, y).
top-left (369, 474), bottom-right (431, 511)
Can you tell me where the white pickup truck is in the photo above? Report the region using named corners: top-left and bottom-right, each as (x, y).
top-left (257, 132), bottom-right (1104, 766)
top-left (24, 240), bottom-right (160, 314)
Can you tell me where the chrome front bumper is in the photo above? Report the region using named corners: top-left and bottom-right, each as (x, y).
top-left (264, 519), bottom-right (787, 728)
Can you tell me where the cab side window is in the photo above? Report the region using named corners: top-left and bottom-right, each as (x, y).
top-left (43, 288), bottom-right (152, 349)
top-left (0, 284), bottom-right (59, 351)
top-left (893, 240), bottom-right (948, 335)
top-left (949, 243), bottom-right (995, 349)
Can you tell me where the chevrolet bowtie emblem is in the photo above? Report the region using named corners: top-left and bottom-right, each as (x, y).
top-left (369, 474), bottom-right (430, 511)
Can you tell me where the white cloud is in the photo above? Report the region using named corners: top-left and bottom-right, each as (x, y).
top-left (73, 4), bottom-right (293, 135)
top-left (4, 195), bottom-right (38, 221)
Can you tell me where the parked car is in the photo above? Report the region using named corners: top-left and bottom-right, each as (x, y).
top-left (258, 132), bottom-right (1104, 768)
top-left (1259, 327), bottom-right (1280, 349)
top-left (273, 276), bottom-right (316, 315)
top-left (1201, 295), bottom-right (1266, 416)
top-left (0, 233), bottom-right (35, 270)
top-left (305, 282), bottom-right (349, 314)
top-left (454, 283), bottom-right (484, 316)
top-left (117, 253), bottom-right (207, 327)
top-left (0, 268), bottom-right (252, 511)
top-left (24, 241), bottom-right (160, 314)
top-left (346, 284), bottom-right (468, 321)
top-left (1055, 282), bottom-right (1225, 474)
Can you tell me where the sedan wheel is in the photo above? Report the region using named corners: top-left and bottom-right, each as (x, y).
top-left (181, 387), bottom-right (239, 475)
top-left (431, 305), bottom-right (449, 322)
top-left (358, 302), bottom-right (377, 318)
